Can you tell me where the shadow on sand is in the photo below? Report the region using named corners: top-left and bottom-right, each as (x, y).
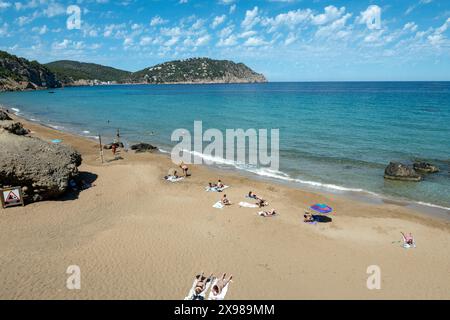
top-left (313, 215), bottom-right (333, 223)
top-left (60, 171), bottom-right (99, 201)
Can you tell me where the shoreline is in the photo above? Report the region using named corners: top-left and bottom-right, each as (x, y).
top-left (5, 106), bottom-right (450, 221)
top-left (1, 111), bottom-right (449, 299)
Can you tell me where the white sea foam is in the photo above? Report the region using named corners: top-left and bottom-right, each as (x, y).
top-left (82, 130), bottom-right (90, 134)
top-left (48, 124), bottom-right (64, 130)
top-left (415, 201), bottom-right (450, 212)
top-left (11, 108), bottom-right (20, 114)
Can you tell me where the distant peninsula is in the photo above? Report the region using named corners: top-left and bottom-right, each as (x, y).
top-left (0, 50), bottom-right (267, 91)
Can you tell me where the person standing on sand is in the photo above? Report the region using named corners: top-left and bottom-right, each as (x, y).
top-left (112, 143), bottom-right (117, 156)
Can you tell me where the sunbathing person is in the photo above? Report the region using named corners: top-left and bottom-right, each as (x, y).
top-left (259, 209), bottom-right (277, 217)
top-left (217, 180), bottom-right (225, 188)
top-left (401, 232), bottom-right (415, 246)
top-left (211, 273), bottom-right (233, 298)
top-left (209, 182), bottom-right (217, 188)
top-left (221, 194), bottom-right (231, 205)
top-left (257, 198), bottom-right (269, 208)
top-left (304, 211), bottom-right (315, 223)
top-left (179, 162), bottom-right (189, 177)
top-left (248, 191), bottom-right (258, 199)
top-left (188, 272), bottom-right (213, 300)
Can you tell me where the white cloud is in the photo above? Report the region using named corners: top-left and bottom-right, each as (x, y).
top-left (229, 4), bottom-right (236, 14)
top-left (311, 6), bottom-right (346, 25)
top-left (242, 6), bottom-right (260, 29)
top-left (164, 36), bottom-right (179, 47)
top-left (139, 36), bottom-right (152, 46)
top-left (244, 36), bottom-right (268, 47)
top-left (52, 39), bottom-right (70, 50)
top-left (315, 13), bottom-right (352, 39)
top-left (150, 16), bottom-right (168, 27)
top-left (211, 15), bottom-right (226, 29)
top-left (263, 9), bottom-right (311, 32)
top-left (403, 22), bottom-right (418, 32)
top-left (0, 1), bottom-right (11, 9)
top-left (32, 24), bottom-right (48, 35)
top-left (218, 25), bottom-right (234, 38)
top-left (357, 5), bottom-right (382, 30)
top-left (217, 34), bottom-right (237, 47)
top-left (239, 30), bottom-right (257, 38)
top-left (43, 2), bottom-right (65, 17)
top-left (284, 33), bottom-right (296, 45)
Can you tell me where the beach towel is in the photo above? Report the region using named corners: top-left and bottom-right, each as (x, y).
top-left (239, 201), bottom-right (259, 208)
top-left (213, 201), bottom-right (224, 209)
top-left (310, 203), bottom-right (333, 214)
top-left (208, 279), bottom-right (231, 301)
top-left (51, 139), bottom-right (62, 144)
top-left (205, 185), bottom-right (229, 192)
top-left (304, 220), bottom-right (318, 225)
top-left (165, 176), bottom-right (184, 183)
top-left (402, 242), bottom-right (416, 249)
top-left (258, 211), bottom-right (277, 217)
top-left (184, 278), bottom-right (212, 300)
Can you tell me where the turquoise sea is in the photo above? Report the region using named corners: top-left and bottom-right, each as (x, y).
top-left (1, 82), bottom-right (449, 213)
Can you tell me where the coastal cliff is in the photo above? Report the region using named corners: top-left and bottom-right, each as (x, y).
top-left (0, 50), bottom-right (267, 91)
top-left (132, 58), bottom-right (267, 84)
top-left (0, 51), bottom-right (61, 91)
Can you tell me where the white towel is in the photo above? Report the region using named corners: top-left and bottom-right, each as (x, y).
top-left (165, 176), bottom-right (184, 182)
top-left (239, 201), bottom-right (259, 208)
top-left (208, 279), bottom-right (230, 301)
top-left (213, 201), bottom-right (224, 209)
top-left (205, 185), bottom-right (229, 192)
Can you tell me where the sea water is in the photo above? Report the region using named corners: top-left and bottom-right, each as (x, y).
top-left (1, 82), bottom-right (449, 212)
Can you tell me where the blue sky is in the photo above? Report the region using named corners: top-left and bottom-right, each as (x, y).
top-left (0, 0), bottom-right (449, 81)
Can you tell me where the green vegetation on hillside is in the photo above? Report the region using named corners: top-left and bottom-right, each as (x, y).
top-left (132, 57), bottom-right (267, 83)
top-left (45, 60), bottom-right (132, 83)
top-left (0, 50), bottom-right (60, 90)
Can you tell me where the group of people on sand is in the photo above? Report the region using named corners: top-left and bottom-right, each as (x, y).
top-left (208, 179), bottom-right (225, 190)
top-left (186, 272), bottom-right (233, 300)
top-left (248, 191), bottom-right (269, 208)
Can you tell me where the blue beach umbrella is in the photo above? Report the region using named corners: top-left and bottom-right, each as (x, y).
top-left (310, 203), bottom-right (333, 214)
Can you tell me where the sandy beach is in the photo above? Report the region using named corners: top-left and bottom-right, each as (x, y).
top-left (0, 115), bottom-right (449, 300)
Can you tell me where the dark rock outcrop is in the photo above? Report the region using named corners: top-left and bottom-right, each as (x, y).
top-left (1, 50), bottom-right (61, 91)
top-left (413, 162), bottom-right (439, 174)
top-left (131, 143), bottom-right (157, 153)
top-left (0, 132), bottom-right (82, 202)
top-left (0, 109), bottom-right (12, 120)
top-left (384, 162), bottom-right (421, 181)
top-left (0, 120), bottom-right (29, 135)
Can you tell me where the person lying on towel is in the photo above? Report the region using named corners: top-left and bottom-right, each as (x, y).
top-left (304, 211), bottom-right (315, 223)
top-left (259, 209), bottom-right (277, 217)
top-left (210, 274), bottom-right (233, 300)
top-left (187, 272), bottom-right (213, 300)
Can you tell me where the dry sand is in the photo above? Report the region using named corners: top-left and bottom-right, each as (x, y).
top-left (0, 117), bottom-right (449, 300)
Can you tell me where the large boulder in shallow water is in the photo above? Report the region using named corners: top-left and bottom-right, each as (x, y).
top-left (384, 162), bottom-right (421, 182)
top-left (131, 143), bottom-right (157, 153)
top-left (413, 162), bottom-right (439, 174)
top-left (0, 132), bottom-right (82, 202)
